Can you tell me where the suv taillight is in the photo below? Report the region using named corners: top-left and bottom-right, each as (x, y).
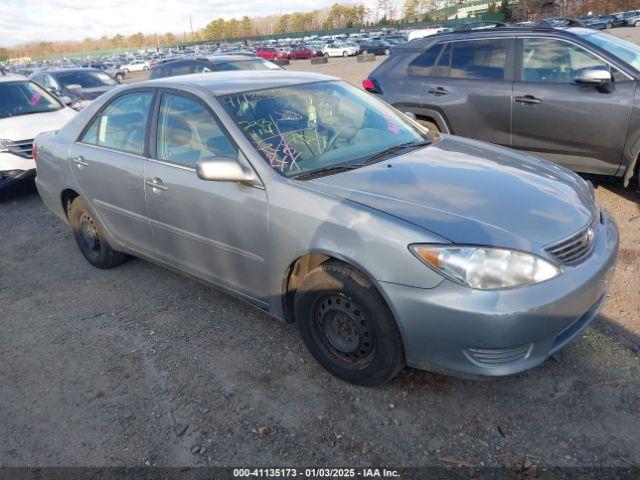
top-left (363, 78), bottom-right (382, 94)
top-left (32, 142), bottom-right (38, 162)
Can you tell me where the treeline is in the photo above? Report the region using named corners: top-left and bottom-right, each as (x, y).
top-left (1, 2), bottom-right (371, 59)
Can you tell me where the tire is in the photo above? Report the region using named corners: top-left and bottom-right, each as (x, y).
top-left (363, 50), bottom-right (369, 55)
top-left (606, 22), bottom-right (612, 29)
top-left (115, 73), bottom-right (123, 84)
top-left (635, 20), bottom-right (640, 26)
top-left (324, 52), bottom-right (329, 58)
top-left (68, 197), bottom-right (127, 269)
top-left (294, 261), bottom-right (404, 386)
top-left (384, 49), bottom-right (391, 55)
top-left (123, 68), bottom-right (129, 74)
top-left (143, 65), bottom-right (149, 71)
top-left (343, 51), bottom-right (348, 57)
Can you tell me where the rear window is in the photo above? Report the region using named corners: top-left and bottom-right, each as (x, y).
top-left (408, 44), bottom-right (444, 76)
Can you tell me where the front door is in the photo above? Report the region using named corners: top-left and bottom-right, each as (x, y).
top-left (145, 91), bottom-right (269, 301)
top-left (69, 90), bottom-right (155, 253)
top-left (511, 37), bottom-right (635, 175)
top-left (417, 37), bottom-right (515, 146)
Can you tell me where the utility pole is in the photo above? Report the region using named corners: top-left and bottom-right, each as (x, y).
top-left (190, 14), bottom-right (195, 42)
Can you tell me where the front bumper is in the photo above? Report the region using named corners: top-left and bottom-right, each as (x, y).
top-left (379, 211), bottom-right (619, 377)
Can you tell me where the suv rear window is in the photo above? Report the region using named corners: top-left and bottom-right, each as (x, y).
top-left (410, 39), bottom-right (510, 80)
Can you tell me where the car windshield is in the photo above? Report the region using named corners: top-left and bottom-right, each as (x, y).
top-left (221, 81), bottom-right (429, 178)
top-left (55, 70), bottom-right (116, 89)
top-left (217, 60), bottom-right (281, 71)
top-left (585, 32), bottom-right (640, 71)
top-left (0, 81), bottom-right (62, 119)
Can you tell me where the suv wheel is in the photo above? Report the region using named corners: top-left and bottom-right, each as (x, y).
top-left (68, 197), bottom-right (127, 269)
top-left (294, 261), bottom-right (405, 386)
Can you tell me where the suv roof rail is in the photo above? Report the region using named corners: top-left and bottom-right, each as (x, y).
top-left (533, 17), bottom-right (586, 29)
top-left (455, 21), bottom-right (507, 31)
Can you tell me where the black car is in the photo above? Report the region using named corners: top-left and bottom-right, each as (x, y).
top-left (358, 40), bottom-right (393, 56)
top-left (365, 23), bottom-right (640, 186)
top-left (29, 68), bottom-right (118, 110)
top-left (584, 14), bottom-right (625, 29)
top-left (149, 56), bottom-right (281, 80)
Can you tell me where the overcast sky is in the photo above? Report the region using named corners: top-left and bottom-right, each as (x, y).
top-left (0, 0), bottom-right (373, 47)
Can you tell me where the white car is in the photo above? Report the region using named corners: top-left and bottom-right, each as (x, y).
top-left (407, 28), bottom-right (453, 41)
top-left (323, 43), bottom-right (359, 57)
top-left (121, 59), bottom-right (150, 73)
top-left (0, 73), bottom-right (76, 190)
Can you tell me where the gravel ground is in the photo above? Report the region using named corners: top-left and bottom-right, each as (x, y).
top-left (1, 29), bottom-right (640, 470)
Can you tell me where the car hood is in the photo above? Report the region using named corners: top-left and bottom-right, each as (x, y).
top-left (0, 107), bottom-right (77, 140)
top-left (304, 136), bottom-right (595, 251)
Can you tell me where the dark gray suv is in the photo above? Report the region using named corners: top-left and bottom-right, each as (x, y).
top-left (365, 25), bottom-right (640, 186)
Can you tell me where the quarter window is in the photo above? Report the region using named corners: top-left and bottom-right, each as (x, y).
top-left (521, 38), bottom-right (626, 83)
top-left (81, 91), bottom-right (153, 155)
top-left (156, 94), bottom-right (237, 167)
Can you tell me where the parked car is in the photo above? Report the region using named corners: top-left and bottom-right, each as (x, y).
top-left (613, 10), bottom-right (640, 25)
top-left (584, 14), bottom-right (624, 29)
top-left (29, 68), bottom-right (118, 111)
top-left (358, 40), bottom-right (393, 56)
top-left (366, 25), bottom-right (640, 187)
top-left (149, 56), bottom-right (282, 79)
top-left (255, 47), bottom-right (289, 61)
top-left (290, 45), bottom-right (323, 60)
top-left (121, 58), bottom-right (150, 73)
top-left (34, 71), bottom-right (618, 385)
top-left (0, 73), bottom-right (76, 190)
top-left (407, 28), bottom-right (453, 41)
top-left (624, 11), bottom-right (640, 26)
top-left (323, 42), bottom-right (359, 57)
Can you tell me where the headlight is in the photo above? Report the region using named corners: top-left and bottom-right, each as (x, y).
top-left (410, 245), bottom-right (560, 290)
top-left (71, 99), bottom-right (92, 111)
top-left (0, 139), bottom-right (12, 152)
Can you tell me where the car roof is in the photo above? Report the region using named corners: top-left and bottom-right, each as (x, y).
top-left (397, 26), bottom-right (594, 50)
top-left (155, 55), bottom-right (261, 68)
top-left (0, 72), bottom-right (28, 83)
top-left (40, 68), bottom-right (103, 75)
top-left (135, 70), bottom-right (338, 96)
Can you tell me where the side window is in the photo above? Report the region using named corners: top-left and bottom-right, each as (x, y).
top-left (169, 63), bottom-right (192, 77)
top-left (408, 43), bottom-right (444, 76)
top-left (431, 43), bottom-right (451, 77)
top-left (193, 63), bottom-right (213, 73)
top-left (80, 91), bottom-right (153, 155)
top-left (449, 39), bottom-right (509, 80)
top-left (521, 38), bottom-right (626, 83)
top-left (156, 94), bottom-right (237, 167)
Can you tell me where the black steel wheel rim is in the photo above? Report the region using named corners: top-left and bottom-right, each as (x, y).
top-left (78, 213), bottom-right (101, 260)
top-left (312, 294), bottom-right (375, 367)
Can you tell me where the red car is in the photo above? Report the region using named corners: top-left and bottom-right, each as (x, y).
top-left (255, 47), bottom-right (289, 61)
top-left (289, 45), bottom-right (322, 60)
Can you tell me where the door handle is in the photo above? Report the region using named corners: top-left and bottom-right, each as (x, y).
top-left (146, 178), bottom-right (168, 191)
top-left (72, 155), bottom-right (88, 168)
top-left (427, 86), bottom-right (449, 96)
top-left (514, 95), bottom-right (541, 105)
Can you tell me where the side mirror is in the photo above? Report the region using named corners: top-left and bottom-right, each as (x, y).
top-left (59, 96), bottom-right (72, 106)
top-left (574, 68), bottom-right (612, 86)
top-left (196, 156), bottom-right (259, 184)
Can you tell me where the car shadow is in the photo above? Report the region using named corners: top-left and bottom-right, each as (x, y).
top-left (0, 179), bottom-right (38, 203)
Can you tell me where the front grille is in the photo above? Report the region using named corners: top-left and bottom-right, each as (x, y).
top-left (545, 220), bottom-right (596, 265)
top-left (463, 344), bottom-right (533, 368)
top-left (6, 139), bottom-right (34, 159)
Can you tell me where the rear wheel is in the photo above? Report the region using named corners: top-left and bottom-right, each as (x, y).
top-left (68, 197), bottom-right (127, 269)
top-left (384, 48), bottom-right (391, 55)
top-left (324, 52), bottom-right (329, 57)
top-left (606, 22), bottom-right (613, 29)
top-left (635, 20), bottom-right (640, 26)
top-left (294, 261), bottom-right (404, 386)
top-left (417, 118), bottom-right (440, 132)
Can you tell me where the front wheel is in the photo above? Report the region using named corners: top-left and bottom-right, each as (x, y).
top-left (635, 20), bottom-right (640, 26)
top-left (143, 65), bottom-right (149, 71)
top-left (343, 51), bottom-right (348, 57)
top-left (324, 52), bottom-right (329, 57)
top-left (68, 197), bottom-right (127, 269)
top-left (606, 22), bottom-right (612, 29)
top-left (384, 49), bottom-right (390, 55)
top-left (294, 261), bottom-right (405, 386)
top-left (123, 68), bottom-right (129, 74)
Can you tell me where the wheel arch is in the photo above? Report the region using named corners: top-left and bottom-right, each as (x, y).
top-left (61, 188), bottom-right (80, 219)
top-left (392, 103), bottom-right (452, 133)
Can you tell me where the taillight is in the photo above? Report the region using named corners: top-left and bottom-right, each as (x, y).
top-left (32, 142), bottom-right (38, 162)
top-left (363, 78), bottom-right (382, 94)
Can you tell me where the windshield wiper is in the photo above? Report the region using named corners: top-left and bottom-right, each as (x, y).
top-left (292, 164), bottom-right (361, 180)
top-left (357, 139), bottom-right (432, 166)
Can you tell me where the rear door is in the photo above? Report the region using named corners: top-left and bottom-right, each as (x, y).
top-left (69, 89), bottom-right (155, 254)
top-left (511, 36), bottom-right (635, 174)
top-left (416, 37), bottom-right (515, 146)
top-left (145, 90), bottom-right (269, 301)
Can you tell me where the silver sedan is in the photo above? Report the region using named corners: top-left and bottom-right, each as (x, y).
top-left (34, 71), bottom-right (618, 385)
